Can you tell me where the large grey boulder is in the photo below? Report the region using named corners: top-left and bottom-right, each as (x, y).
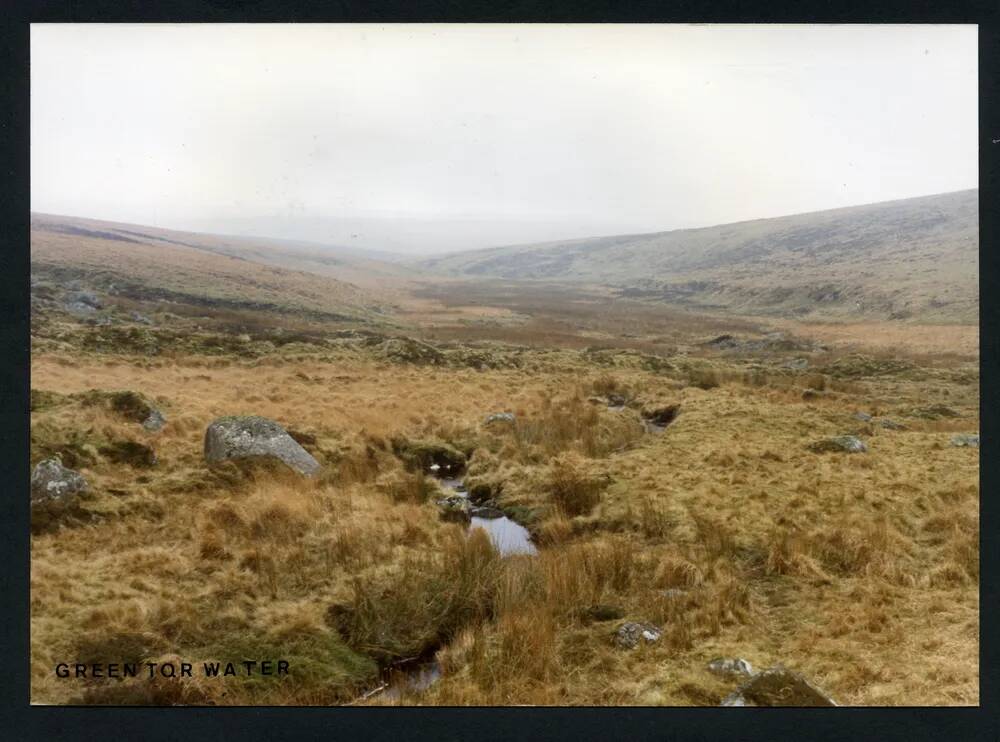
top-left (613, 622), bottom-right (662, 649)
top-left (204, 416), bottom-right (320, 476)
top-left (720, 665), bottom-right (837, 707)
top-left (31, 457), bottom-right (87, 510)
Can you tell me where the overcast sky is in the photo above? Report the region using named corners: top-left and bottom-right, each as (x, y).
top-left (31, 24), bottom-right (977, 255)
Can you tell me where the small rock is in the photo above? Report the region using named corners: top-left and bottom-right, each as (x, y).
top-left (470, 505), bottom-right (505, 519)
top-left (31, 457), bottom-right (87, 510)
top-left (661, 588), bottom-right (688, 599)
top-left (878, 419), bottom-right (906, 430)
top-left (913, 404), bottom-right (960, 419)
top-left (142, 409), bottom-right (166, 432)
top-left (484, 412), bottom-right (516, 426)
top-left (130, 312), bottom-right (153, 325)
top-left (204, 416), bottom-right (321, 476)
top-left (723, 664), bottom-right (837, 707)
top-left (436, 495), bottom-right (471, 523)
top-left (607, 393), bottom-right (627, 408)
top-left (808, 435), bottom-right (867, 454)
top-left (852, 411), bottom-right (873, 422)
top-left (783, 358), bottom-right (809, 370)
top-left (614, 621), bottom-right (662, 649)
top-left (707, 657), bottom-right (755, 679)
top-left (951, 434), bottom-right (980, 448)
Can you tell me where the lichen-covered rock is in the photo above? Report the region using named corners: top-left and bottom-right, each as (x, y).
top-left (31, 457), bottom-right (87, 510)
top-left (204, 416), bottom-right (320, 476)
top-left (613, 621), bottom-right (662, 649)
top-left (808, 435), bottom-right (867, 454)
top-left (721, 665), bottom-right (837, 707)
top-left (707, 657), bottom-right (755, 679)
top-left (951, 434), bottom-right (980, 448)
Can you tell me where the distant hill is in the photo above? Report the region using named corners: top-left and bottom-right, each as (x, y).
top-left (30, 213), bottom-right (407, 322)
top-left (419, 190), bottom-right (979, 323)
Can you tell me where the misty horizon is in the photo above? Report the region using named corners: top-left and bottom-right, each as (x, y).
top-left (32, 24), bottom-right (977, 255)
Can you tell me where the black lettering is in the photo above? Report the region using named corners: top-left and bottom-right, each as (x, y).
top-left (147, 662), bottom-right (157, 678)
top-left (261, 661), bottom-right (272, 675)
top-left (243, 661), bottom-right (257, 675)
top-left (123, 663), bottom-right (138, 678)
top-left (204, 662), bottom-right (221, 677)
top-left (108, 664), bottom-right (119, 678)
top-left (181, 662), bottom-right (192, 677)
top-left (55, 663), bottom-right (69, 678)
top-left (92, 665), bottom-right (104, 679)
top-left (223, 662), bottom-right (236, 677)
top-left (160, 663), bottom-right (175, 678)
top-left (75, 664), bottom-right (87, 678)
top-left (277, 660), bottom-right (289, 675)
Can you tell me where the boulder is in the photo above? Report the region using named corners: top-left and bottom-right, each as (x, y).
top-left (613, 621), bottom-right (662, 650)
top-left (720, 664), bottom-right (836, 707)
top-left (951, 434), bottom-right (980, 448)
top-left (203, 416), bottom-right (320, 476)
top-left (484, 412), bottom-right (516, 426)
top-left (808, 435), bottom-right (867, 454)
top-left (707, 657), bottom-right (755, 679)
top-left (31, 457), bottom-right (87, 510)
top-left (142, 409), bottom-right (166, 432)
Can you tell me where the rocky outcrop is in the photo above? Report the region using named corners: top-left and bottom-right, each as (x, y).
top-left (31, 457), bottom-right (87, 511)
top-left (378, 337), bottom-right (445, 365)
top-left (484, 412), bottom-right (516, 426)
top-left (203, 416), bottom-right (320, 476)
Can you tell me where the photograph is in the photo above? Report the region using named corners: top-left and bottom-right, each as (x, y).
top-left (28, 22), bottom-right (979, 707)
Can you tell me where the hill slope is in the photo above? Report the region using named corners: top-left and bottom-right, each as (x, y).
top-left (30, 213), bottom-right (409, 322)
top-left (420, 190), bottom-right (978, 323)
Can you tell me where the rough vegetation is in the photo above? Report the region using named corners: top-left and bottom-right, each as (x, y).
top-left (29, 211), bottom-right (979, 707)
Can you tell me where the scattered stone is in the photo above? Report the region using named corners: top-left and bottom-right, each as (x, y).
top-left (141, 409), bottom-right (166, 432)
top-left (707, 657), bottom-right (755, 679)
top-left (436, 494), bottom-right (471, 523)
top-left (607, 393), bottom-right (627, 408)
top-left (852, 411), bottom-right (873, 422)
top-left (721, 664), bottom-right (837, 707)
top-left (31, 457), bottom-right (87, 511)
top-left (951, 434), bottom-right (980, 448)
top-left (808, 435), bottom-right (867, 454)
top-left (782, 358), bottom-right (809, 370)
top-left (204, 416), bottom-right (321, 476)
top-left (66, 291), bottom-right (102, 309)
top-left (484, 412), bottom-right (516, 426)
top-left (130, 312), bottom-right (153, 325)
top-left (878, 419), bottom-right (906, 430)
top-left (469, 505), bottom-right (505, 519)
top-left (661, 588), bottom-right (688, 599)
top-left (614, 622), bottom-right (662, 650)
